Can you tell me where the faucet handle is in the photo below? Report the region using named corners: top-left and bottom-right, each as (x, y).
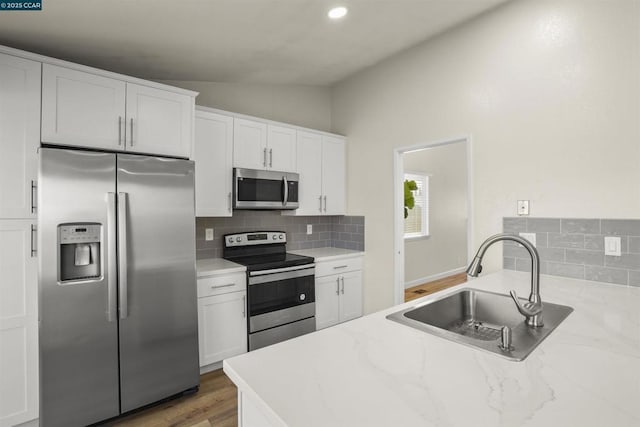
top-left (509, 290), bottom-right (542, 317)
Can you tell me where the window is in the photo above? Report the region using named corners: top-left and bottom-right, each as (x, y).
top-left (404, 173), bottom-right (429, 239)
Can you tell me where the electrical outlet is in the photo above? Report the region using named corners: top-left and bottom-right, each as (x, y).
top-left (604, 236), bottom-right (621, 256)
top-left (307, 224), bottom-right (313, 235)
top-left (519, 232), bottom-right (537, 247)
top-left (205, 228), bottom-right (214, 241)
top-left (517, 200), bottom-right (530, 216)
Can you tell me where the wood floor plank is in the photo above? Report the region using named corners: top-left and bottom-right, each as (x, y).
top-left (404, 272), bottom-right (467, 302)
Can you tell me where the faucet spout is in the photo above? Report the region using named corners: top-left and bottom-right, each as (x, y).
top-left (467, 233), bottom-right (544, 327)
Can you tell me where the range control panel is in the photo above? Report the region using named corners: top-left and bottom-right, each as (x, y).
top-left (224, 231), bottom-right (286, 247)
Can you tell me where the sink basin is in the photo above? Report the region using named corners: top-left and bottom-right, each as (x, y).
top-left (386, 288), bottom-right (573, 361)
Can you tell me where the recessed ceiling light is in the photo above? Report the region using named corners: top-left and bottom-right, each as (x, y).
top-left (328, 6), bottom-right (348, 20)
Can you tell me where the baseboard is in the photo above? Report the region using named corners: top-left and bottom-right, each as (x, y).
top-left (200, 361), bottom-right (223, 375)
top-left (404, 267), bottom-right (467, 289)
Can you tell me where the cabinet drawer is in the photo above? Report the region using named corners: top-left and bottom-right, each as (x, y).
top-left (197, 272), bottom-right (246, 298)
top-left (315, 256), bottom-right (363, 278)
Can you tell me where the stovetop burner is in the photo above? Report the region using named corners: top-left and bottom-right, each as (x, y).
top-left (222, 231), bottom-right (314, 272)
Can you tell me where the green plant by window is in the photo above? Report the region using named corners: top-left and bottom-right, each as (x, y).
top-left (404, 179), bottom-right (417, 219)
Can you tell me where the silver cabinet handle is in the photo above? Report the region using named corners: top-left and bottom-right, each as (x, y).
top-left (319, 195), bottom-right (323, 212)
top-left (30, 180), bottom-right (37, 214)
top-left (333, 265), bottom-right (348, 270)
top-left (283, 176), bottom-right (288, 207)
top-left (323, 195), bottom-right (327, 212)
top-left (117, 192), bottom-right (129, 319)
top-left (106, 193), bottom-right (117, 322)
top-left (30, 224), bottom-right (37, 258)
top-left (341, 276), bottom-right (345, 294)
top-left (269, 148), bottom-right (273, 168)
top-left (211, 283), bottom-right (236, 289)
top-left (118, 116), bottom-right (123, 145)
top-left (129, 118), bottom-right (134, 147)
top-left (263, 148), bottom-right (267, 167)
top-left (336, 277), bottom-right (340, 295)
top-left (228, 192), bottom-right (232, 212)
top-left (242, 295), bottom-right (246, 318)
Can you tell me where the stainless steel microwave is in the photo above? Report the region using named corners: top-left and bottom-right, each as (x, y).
top-left (233, 168), bottom-right (299, 210)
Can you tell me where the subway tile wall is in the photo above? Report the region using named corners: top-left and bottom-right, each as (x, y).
top-left (196, 211), bottom-right (365, 259)
top-left (503, 217), bottom-right (640, 286)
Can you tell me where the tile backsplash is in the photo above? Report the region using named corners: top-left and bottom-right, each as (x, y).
top-left (503, 217), bottom-right (640, 286)
top-left (196, 211), bottom-right (365, 259)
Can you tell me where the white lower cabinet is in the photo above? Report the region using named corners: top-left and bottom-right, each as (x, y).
top-left (197, 272), bottom-right (247, 369)
top-left (0, 220), bottom-right (38, 426)
top-left (315, 256), bottom-right (363, 330)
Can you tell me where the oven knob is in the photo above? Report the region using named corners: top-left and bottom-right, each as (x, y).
top-left (279, 234), bottom-right (284, 240)
top-left (228, 237), bottom-right (233, 244)
top-left (272, 235), bottom-right (277, 240)
top-left (299, 293), bottom-right (306, 301)
top-left (236, 237), bottom-right (241, 243)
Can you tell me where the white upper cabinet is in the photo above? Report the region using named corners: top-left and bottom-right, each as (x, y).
top-left (0, 53), bottom-right (40, 219)
top-left (233, 118), bottom-right (268, 170)
top-left (42, 64), bottom-right (194, 158)
top-left (321, 135), bottom-right (346, 215)
top-left (267, 124), bottom-right (296, 172)
top-left (42, 64), bottom-right (126, 150)
top-left (292, 132), bottom-right (346, 215)
top-left (194, 110), bottom-right (234, 217)
top-left (125, 83), bottom-right (193, 158)
top-left (233, 118), bottom-right (297, 172)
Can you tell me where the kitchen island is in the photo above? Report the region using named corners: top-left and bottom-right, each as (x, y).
top-left (223, 270), bottom-right (640, 426)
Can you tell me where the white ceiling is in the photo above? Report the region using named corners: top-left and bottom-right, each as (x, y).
top-left (0, 0), bottom-right (509, 86)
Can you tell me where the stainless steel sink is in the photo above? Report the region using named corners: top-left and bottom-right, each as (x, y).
top-left (386, 288), bottom-right (573, 361)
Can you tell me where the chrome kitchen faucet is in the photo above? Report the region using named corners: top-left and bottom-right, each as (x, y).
top-left (466, 233), bottom-right (544, 327)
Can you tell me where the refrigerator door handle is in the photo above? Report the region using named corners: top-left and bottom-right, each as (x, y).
top-left (118, 192), bottom-right (129, 319)
top-left (106, 192), bottom-right (118, 322)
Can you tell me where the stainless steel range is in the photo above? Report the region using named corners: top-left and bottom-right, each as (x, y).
top-left (223, 231), bottom-right (316, 350)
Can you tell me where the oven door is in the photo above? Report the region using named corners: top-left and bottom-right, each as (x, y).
top-left (234, 168), bottom-right (299, 210)
top-left (247, 265), bottom-right (315, 333)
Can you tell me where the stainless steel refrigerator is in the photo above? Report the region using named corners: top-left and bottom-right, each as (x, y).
top-left (38, 148), bottom-right (199, 427)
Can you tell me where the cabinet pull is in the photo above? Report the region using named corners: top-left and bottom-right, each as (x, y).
top-left (323, 195), bottom-right (327, 212)
top-left (228, 192), bottom-right (232, 212)
top-left (269, 148), bottom-right (273, 168)
top-left (336, 277), bottom-right (340, 295)
top-left (211, 283), bottom-right (236, 289)
top-left (242, 295), bottom-right (246, 318)
top-left (30, 180), bottom-right (37, 214)
top-left (129, 118), bottom-right (134, 147)
top-left (341, 277), bottom-right (345, 294)
top-left (319, 195), bottom-right (323, 212)
top-left (263, 148), bottom-right (267, 167)
top-left (118, 116), bottom-right (123, 145)
top-left (30, 224), bottom-right (37, 258)
top-left (333, 265), bottom-right (348, 269)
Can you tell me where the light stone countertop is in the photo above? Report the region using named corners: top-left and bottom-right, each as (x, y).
top-left (195, 258), bottom-right (245, 278)
top-left (224, 270), bottom-right (640, 427)
top-left (289, 247), bottom-right (364, 262)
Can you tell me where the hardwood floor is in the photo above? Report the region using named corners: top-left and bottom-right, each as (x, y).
top-left (104, 369), bottom-right (238, 427)
top-left (404, 272), bottom-right (468, 302)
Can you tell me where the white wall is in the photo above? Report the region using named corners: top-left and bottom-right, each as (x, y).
top-left (331, 0), bottom-right (640, 313)
top-left (159, 80), bottom-right (332, 132)
top-left (404, 142), bottom-right (468, 286)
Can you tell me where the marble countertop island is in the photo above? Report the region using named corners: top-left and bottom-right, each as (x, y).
top-left (224, 270), bottom-right (640, 426)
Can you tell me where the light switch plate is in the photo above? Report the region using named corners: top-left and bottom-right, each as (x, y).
top-left (307, 224), bottom-right (313, 235)
top-left (205, 228), bottom-right (214, 241)
top-left (604, 236), bottom-right (621, 256)
top-left (517, 200), bottom-right (530, 216)
top-left (519, 232), bottom-right (537, 247)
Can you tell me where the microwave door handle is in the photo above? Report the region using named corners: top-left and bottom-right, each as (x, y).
top-left (283, 176), bottom-right (288, 207)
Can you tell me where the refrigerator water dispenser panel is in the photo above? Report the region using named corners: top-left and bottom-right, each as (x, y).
top-left (58, 223), bottom-right (102, 282)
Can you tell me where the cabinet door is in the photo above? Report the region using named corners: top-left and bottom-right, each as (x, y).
top-left (0, 220), bottom-right (38, 426)
top-left (267, 124), bottom-right (296, 172)
top-left (125, 83), bottom-right (193, 158)
top-left (315, 275), bottom-right (341, 330)
top-left (295, 131), bottom-right (323, 215)
top-left (198, 291), bottom-right (247, 367)
top-left (339, 270), bottom-right (363, 323)
top-left (233, 118), bottom-right (267, 170)
top-left (0, 54), bottom-right (40, 219)
top-left (42, 64), bottom-right (126, 150)
top-left (194, 111), bottom-right (233, 216)
top-left (321, 136), bottom-right (346, 215)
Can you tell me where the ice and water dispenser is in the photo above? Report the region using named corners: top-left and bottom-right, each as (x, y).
top-left (58, 224), bottom-right (102, 282)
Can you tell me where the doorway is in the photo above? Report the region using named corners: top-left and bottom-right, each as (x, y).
top-left (393, 136), bottom-right (473, 304)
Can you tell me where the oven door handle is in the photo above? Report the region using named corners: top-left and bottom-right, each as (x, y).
top-left (249, 263), bottom-right (315, 277)
top-left (249, 265), bottom-right (316, 285)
